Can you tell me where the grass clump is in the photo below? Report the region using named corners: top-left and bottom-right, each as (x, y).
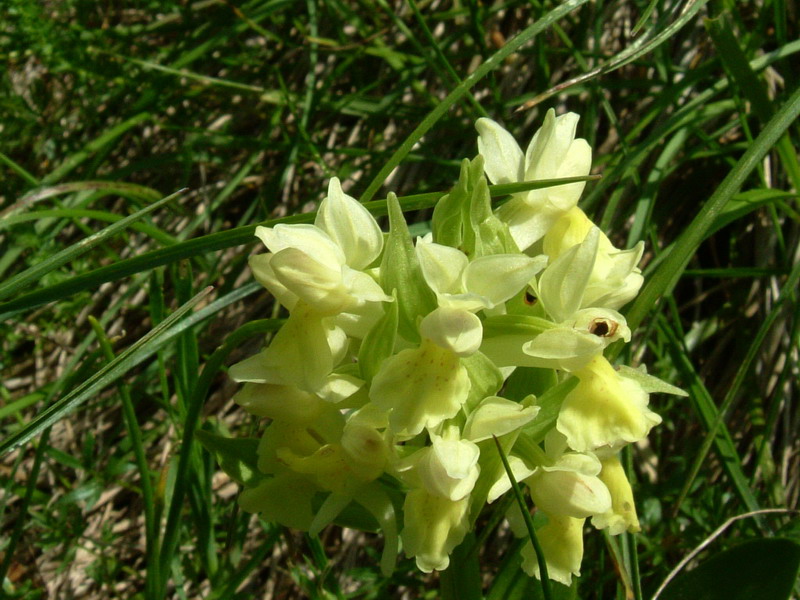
top-left (1, 1), bottom-right (799, 598)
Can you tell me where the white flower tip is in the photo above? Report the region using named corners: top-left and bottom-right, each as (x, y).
top-left (327, 176), bottom-right (343, 197)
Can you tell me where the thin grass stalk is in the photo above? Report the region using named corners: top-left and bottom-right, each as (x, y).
top-left (493, 436), bottom-right (551, 600)
top-left (0, 428), bottom-right (51, 594)
top-left (357, 0), bottom-right (590, 204)
top-left (0, 177), bottom-right (596, 320)
top-left (623, 82), bottom-right (800, 333)
top-left (674, 258), bottom-right (800, 514)
top-left (88, 317), bottom-right (160, 597)
top-left (155, 319), bottom-right (283, 596)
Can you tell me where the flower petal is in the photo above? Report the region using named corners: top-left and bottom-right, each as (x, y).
top-left (475, 118), bottom-right (525, 185)
top-left (419, 307), bottom-right (483, 357)
top-left (369, 338), bottom-right (471, 437)
top-left (463, 254), bottom-right (547, 308)
top-left (315, 177), bottom-right (384, 270)
top-left (556, 355), bottom-right (662, 452)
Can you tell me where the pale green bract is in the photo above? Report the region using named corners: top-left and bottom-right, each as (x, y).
top-left (216, 112), bottom-right (684, 584)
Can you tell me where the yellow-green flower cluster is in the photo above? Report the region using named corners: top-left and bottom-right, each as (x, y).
top-left (227, 110), bottom-right (682, 583)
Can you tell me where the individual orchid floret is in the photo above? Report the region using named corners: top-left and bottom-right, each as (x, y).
top-left (315, 178), bottom-right (385, 270)
top-left (416, 235), bottom-right (547, 312)
top-left (369, 308), bottom-right (473, 437)
top-left (520, 306), bottom-right (631, 372)
top-left (591, 453), bottom-right (642, 535)
top-left (520, 513), bottom-right (585, 586)
top-left (476, 109), bottom-right (592, 251)
top-left (400, 489), bottom-right (471, 572)
top-left (339, 404), bottom-right (392, 481)
top-left (397, 433), bottom-right (481, 502)
top-left (419, 305), bottom-right (484, 357)
top-left (526, 451), bottom-right (612, 519)
top-left (462, 395), bottom-right (540, 443)
top-left (250, 178), bottom-right (391, 317)
top-left (543, 207), bottom-right (645, 311)
top-left (557, 355), bottom-right (662, 453)
top-left (253, 401), bottom-right (345, 477)
top-left (228, 301), bottom-right (347, 392)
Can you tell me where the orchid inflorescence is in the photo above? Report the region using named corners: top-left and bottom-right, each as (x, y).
top-left (225, 110), bottom-right (683, 585)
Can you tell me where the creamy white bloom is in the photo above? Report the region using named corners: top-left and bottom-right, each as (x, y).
top-left (250, 178), bottom-right (392, 316)
top-left (526, 452), bottom-right (612, 519)
top-left (369, 333), bottom-right (471, 437)
top-left (416, 235), bottom-right (546, 312)
top-left (557, 355), bottom-right (662, 452)
top-left (397, 434), bottom-right (481, 502)
top-left (401, 489), bottom-right (470, 572)
top-left (543, 207), bottom-right (644, 311)
top-left (463, 396), bottom-right (540, 443)
top-left (476, 110), bottom-right (592, 250)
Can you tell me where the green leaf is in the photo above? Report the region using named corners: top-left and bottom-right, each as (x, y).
top-left (195, 430), bottom-right (263, 487)
top-left (658, 538), bottom-right (800, 600)
top-left (358, 290), bottom-right (399, 382)
top-left (432, 159), bottom-right (469, 249)
top-left (624, 82), bottom-right (800, 332)
top-left (616, 365), bottom-right (688, 397)
top-left (502, 367), bottom-right (559, 403)
top-left (441, 533), bottom-right (483, 600)
top-left (379, 192), bottom-right (437, 342)
top-left (520, 377), bottom-right (579, 444)
top-left (0, 189), bottom-right (183, 302)
top-left (462, 351), bottom-right (505, 411)
top-left (0, 287), bottom-right (212, 456)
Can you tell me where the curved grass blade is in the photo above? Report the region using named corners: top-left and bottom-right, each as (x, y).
top-left (0, 287), bottom-right (212, 457)
top-left (41, 112), bottom-right (151, 185)
top-left (155, 318), bottom-right (283, 596)
top-left (0, 189), bottom-right (184, 302)
top-left (0, 176), bottom-right (596, 320)
top-left (88, 316), bottom-right (159, 590)
top-left (657, 316), bottom-right (764, 528)
top-left (623, 82), bottom-right (800, 333)
top-left (674, 258), bottom-right (800, 517)
top-left (517, 0), bottom-right (710, 110)
top-left (15, 180), bottom-right (163, 206)
top-left (358, 0), bottom-right (591, 203)
top-left (1, 208), bottom-right (178, 246)
top-left (584, 38), bottom-right (800, 216)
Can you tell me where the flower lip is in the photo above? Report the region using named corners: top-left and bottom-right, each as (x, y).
top-left (588, 318), bottom-right (617, 338)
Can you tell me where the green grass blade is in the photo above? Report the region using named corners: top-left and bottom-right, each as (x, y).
top-left (0, 150), bottom-right (40, 186)
top-left (41, 112), bottom-right (151, 185)
top-left (657, 316), bottom-right (764, 526)
top-left (521, 0), bottom-right (710, 109)
top-left (88, 316), bottom-right (160, 593)
top-left (674, 259), bottom-right (800, 518)
top-left (0, 189), bottom-right (183, 302)
top-left (2, 209), bottom-right (178, 246)
top-left (357, 0), bottom-right (590, 203)
top-left (705, 16), bottom-right (800, 191)
top-left (624, 82), bottom-right (800, 332)
top-left (156, 318), bottom-right (282, 595)
top-left (16, 180), bottom-right (163, 206)
top-left (0, 287), bottom-right (211, 457)
top-left (0, 177), bottom-right (596, 320)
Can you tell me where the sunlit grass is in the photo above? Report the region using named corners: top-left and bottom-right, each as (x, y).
top-left (1, 1), bottom-right (798, 598)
